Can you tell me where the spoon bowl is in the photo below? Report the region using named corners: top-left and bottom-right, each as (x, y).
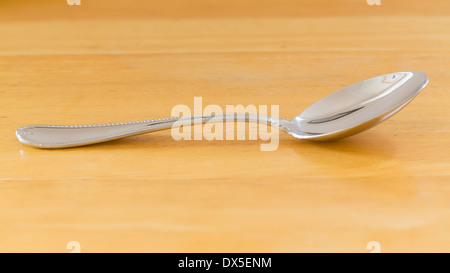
top-left (283, 71), bottom-right (429, 141)
top-left (16, 71), bottom-right (428, 148)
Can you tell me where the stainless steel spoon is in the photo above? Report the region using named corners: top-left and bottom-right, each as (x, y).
top-left (16, 71), bottom-right (428, 148)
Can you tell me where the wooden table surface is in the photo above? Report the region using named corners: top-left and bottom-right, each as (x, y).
top-left (1, 0), bottom-right (450, 253)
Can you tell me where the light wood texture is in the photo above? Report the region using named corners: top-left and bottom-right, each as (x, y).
top-left (1, 0), bottom-right (449, 252)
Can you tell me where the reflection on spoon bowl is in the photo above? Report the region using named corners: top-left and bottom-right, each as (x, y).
top-left (284, 71), bottom-right (429, 141)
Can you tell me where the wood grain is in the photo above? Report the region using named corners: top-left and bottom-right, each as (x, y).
top-left (0, 0), bottom-right (449, 252)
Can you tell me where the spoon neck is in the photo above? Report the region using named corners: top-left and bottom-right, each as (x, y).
top-left (173, 113), bottom-right (288, 127)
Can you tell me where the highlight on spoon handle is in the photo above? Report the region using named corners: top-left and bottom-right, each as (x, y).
top-left (16, 114), bottom-right (287, 148)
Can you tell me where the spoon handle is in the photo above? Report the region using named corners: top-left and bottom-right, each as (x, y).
top-left (16, 113), bottom-right (287, 148)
